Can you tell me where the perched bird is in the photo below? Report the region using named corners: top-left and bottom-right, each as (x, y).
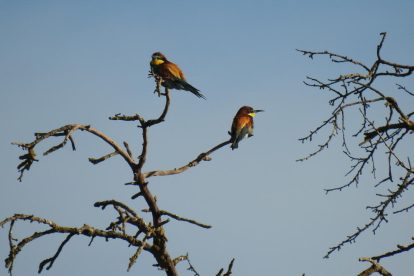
top-left (230, 106), bottom-right (263, 150)
top-left (150, 52), bottom-right (206, 99)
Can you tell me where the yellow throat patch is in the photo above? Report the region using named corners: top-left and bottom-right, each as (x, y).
top-left (150, 59), bottom-right (164, 66)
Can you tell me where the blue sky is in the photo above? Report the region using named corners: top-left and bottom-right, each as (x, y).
top-left (1, 1), bottom-right (414, 275)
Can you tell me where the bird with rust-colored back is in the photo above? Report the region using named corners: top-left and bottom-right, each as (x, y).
top-left (230, 106), bottom-right (263, 150)
top-left (150, 52), bottom-right (206, 99)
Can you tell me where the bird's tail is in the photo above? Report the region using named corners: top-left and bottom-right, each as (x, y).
top-left (178, 80), bottom-right (206, 99)
top-left (230, 140), bottom-right (238, 150)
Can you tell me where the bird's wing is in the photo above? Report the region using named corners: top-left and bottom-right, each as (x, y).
top-left (232, 116), bottom-right (251, 140)
top-left (238, 124), bottom-right (251, 140)
top-left (158, 62), bottom-right (186, 81)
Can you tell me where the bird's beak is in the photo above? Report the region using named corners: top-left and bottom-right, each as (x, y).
top-left (249, 110), bottom-right (263, 117)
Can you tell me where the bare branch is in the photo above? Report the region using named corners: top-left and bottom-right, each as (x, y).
top-left (144, 140), bottom-right (230, 178)
top-left (325, 144), bottom-right (377, 192)
top-left (7, 220), bottom-right (16, 274)
top-left (371, 237), bottom-right (414, 261)
top-left (89, 151), bottom-right (119, 164)
top-left (7, 59), bottom-right (235, 276)
top-left (142, 209), bottom-right (212, 229)
top-left (376, 32), bottom-right (387, 60)
top-left (146, 88), bottom-right (171, 127)
top-left (148, 69), bottom-right (164, 97)
top-left (43, 127), bottom-right (78, 156)
top-left (124, 141), bottom-right (134, 160)
top-left (216, 259), bottom-right (235, 276)
top-left (12, 124), bottom-right (137, 180)
top-left (128, 233), bottom-right (151, 271)
top-left (94, 199), bottom-right (140, 219)
top-left (394, 202), bottom-right (414, 214)
top-left (108, 114), bottom-right (141, 121)
top-left (299, 33), bottom-right (414, 261)
top-left (357, 258), bottom-right (392, 276)
top-left (359, 123), bottom-right (407, 146)
top-left (397, 83), bottom-right (414, 96)
top-left (108, 84), bottom-right (170, 126)
top-left (38, 233), bottom-right (76, 273)
top-left (172, 254), bottom-right (188, 266)
top-left (1, 213), bottom-right (152, 275)
top-left (324, 173), bottom-right (414, 258)
top-left (15, 147), bottom-right (38, 181)
top-left (295, 49), bottom-right (370, 72)
top-left (360, 109), bottom-right (410, 171)
top-left (5, 228), bottom-right (56, 272)
top-left (297, 97), bottom-right (386, 162)
top-left (185, 254), bottom-right (201, 276)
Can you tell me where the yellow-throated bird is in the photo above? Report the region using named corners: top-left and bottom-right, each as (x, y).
top-left (150, 52), bottom-right (206, 99)
top-left (230, 106), bottom-right (263, 150)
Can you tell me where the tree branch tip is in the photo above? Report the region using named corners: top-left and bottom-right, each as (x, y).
top-left (159, 219), bottom-right (170, 226)
top-left (125, 181), bottom-right (138, 186)
top-left (93, 202), bottom-right (105, 209)
top-left (131, 192), bottom-right (142, 199)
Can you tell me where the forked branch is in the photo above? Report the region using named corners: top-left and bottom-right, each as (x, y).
top-left (1, 213), bottom-right (150, 273)
top-left (298, 32), bottom-right (414, 261)
top-left (357, 258), bottom-right (392, 276)
top-left (7, 63), bottom-right (237, 276)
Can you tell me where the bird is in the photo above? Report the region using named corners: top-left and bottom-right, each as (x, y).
top-left (150, 52), bottom-right (206, 99)
top-left (230, 106), bottom-right (263, 150)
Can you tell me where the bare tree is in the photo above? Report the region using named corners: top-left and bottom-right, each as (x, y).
top-left (2, 74), bottom-right (235, 276)
top-left (297, 32), bottom-right (414, 275)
